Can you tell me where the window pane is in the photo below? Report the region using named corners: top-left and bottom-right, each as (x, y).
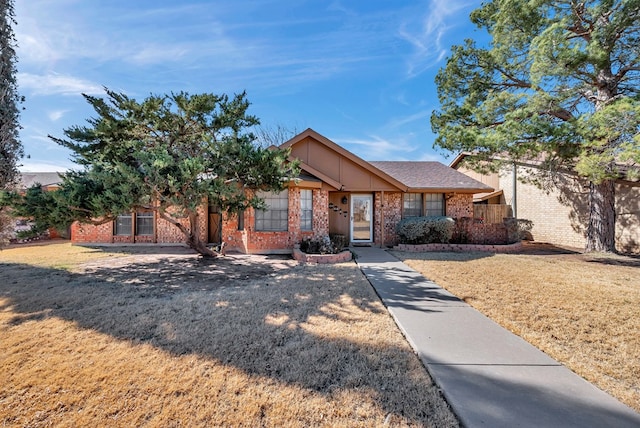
top-left (136, 211), bottom-right (154, 236)
top-left (425, 193), bottom-right (444, 216)
top-left (115, 214), bottom-right (132, 235)
top-left (300, 189), bottom-right (313, 230)
top-left (255, 189), bottom-right (289, 231)
top-left (403, 193), bottom-right (422, 217)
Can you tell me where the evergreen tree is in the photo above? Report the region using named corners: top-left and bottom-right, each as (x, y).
top-left (0, 0), bottom-right (23, 246)
top-left (0, 0), bottom-right (22, 189)
top-left (432, 0), bottom-right (640, 253)
top-left (45, 90), bottom-right (296, 257)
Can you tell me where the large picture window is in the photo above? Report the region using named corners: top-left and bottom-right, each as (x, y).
top-left (300, 189), bottom-right (313, 230)
top-left (114, 214), bottom-right (132, 235)
top-left (425, 193), bottom-right (445, 216)
top-left (135, 211), bottom-right (154, 236)
top-left (255, 189), bottom-right (289, 231)
top-left (403, 193), bottom-right (423, 218)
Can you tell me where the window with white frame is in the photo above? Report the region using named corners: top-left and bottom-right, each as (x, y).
top-left (255, 189), bottom-right (289, 231)
top-left (300, 189), bottom-right (313, 230)
top-left (114, 213), bottom-right (132, 235)
top-left (135, 211), bottom-right (154, 235)
top-left (403, 193), bottom-right (423, 218)
top-left (425, 193), bottom-right (445, 216)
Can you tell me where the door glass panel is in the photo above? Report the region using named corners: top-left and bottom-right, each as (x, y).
top-left (351, 195), bottom-right (372, 242)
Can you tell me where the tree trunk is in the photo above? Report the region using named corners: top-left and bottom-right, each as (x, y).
top-left (187, 212), bottom-right (217, 257)
top-left (157, 208), bottom-right (216, 257)
top-left (585, 179), bottom-right (616, 253)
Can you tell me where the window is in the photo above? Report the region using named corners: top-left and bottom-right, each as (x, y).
top-left (425, 193), bottom-right (445, 216)
top-left (403, 193), bottom-right (422, 217)
top-left (114, 214), bottom-right (132, 235)
top-left (237, 209), bottom-right (244, 231)
top-left (255, 189), bottom-right (289, 231)
top-left (135, 211), bottom-right (154, 236)
top-left (300, 189), bottom-right (313, 230)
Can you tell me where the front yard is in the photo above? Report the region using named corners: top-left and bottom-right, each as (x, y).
top-left (0, 243), bottom-right (457, 427)
top-left (392, 244), bottom-right (640, 413)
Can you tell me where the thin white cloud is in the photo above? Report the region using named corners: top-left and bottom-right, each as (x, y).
top-left (334, 135), bottom-right (417, 160)
top-left (18, 73), bottom-right (103, 96)
top-left (385, 109), bottom-right (432, 129)
top-left (399, 0), bottom-right (474, 78)
top-left (47, 109), bottom-right (69, 122)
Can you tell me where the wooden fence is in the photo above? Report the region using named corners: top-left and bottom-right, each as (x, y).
top-left (473, 205), bottom-right (513, 224)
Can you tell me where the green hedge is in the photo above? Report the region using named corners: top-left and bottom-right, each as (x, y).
top-left (396, 216), bottom-right (455, 244)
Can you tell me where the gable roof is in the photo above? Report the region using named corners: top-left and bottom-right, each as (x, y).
top-left (281, 128), bottom-right (408, 191)
top-left (281, 129), bottom-right (494, 193)
top-left (370, 161), bottom-right (494, 193)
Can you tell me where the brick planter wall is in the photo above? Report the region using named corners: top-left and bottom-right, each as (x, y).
top-left (395, 241), bottom-right (523, 253)
top-left (292, 248), bottom-right (352, 263)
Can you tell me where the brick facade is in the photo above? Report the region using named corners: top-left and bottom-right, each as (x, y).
top-left (446, 194), bottom-right (474, 218)
top-left (71, 187), bottom-right (479, 253)
top-left (373, 191), bottom-right (402, 247)
top-left (223, 187), bottom-right (329, 254)
top-left (70, 205), bottom-right (208, 245)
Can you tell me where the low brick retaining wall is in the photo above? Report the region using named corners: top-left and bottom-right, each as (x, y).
top-left (394, 241), bottom-right (523, 253)
top-left (292, 248), bottom-right (353, 263)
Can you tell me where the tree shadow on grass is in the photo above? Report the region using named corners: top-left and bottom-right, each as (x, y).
top-left (0, 255), bottom-right (458, 426)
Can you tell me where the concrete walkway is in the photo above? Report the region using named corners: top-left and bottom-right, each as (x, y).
top-left (352, 246), bottom-right (640, 428)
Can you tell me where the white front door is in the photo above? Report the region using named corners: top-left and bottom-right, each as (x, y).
top-left (351, 194), bottom-right (373, 243)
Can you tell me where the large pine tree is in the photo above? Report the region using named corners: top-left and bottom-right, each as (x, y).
top-left (432, 0), bottom-right (640, 253)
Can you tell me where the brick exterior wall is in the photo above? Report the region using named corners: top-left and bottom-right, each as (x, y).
top-left (373, 191), bottom-right (402, 247)
top-left (71, 221), bottom-right (114, 243)
top-left (70, 205), bottom-right (208, 246)
top-left (446, 194), bottom-right (474, 218)
top-left (71, 188), bottom-right (486, 253)
top-left (223, 187), bottom-right (329, 254)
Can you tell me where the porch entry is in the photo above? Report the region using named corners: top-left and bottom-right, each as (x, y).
top-left (350, 194), bottom-right (373, 243)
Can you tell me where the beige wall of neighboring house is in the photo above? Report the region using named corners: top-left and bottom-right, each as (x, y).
top-left (452, 155), bottom-right (640, 253)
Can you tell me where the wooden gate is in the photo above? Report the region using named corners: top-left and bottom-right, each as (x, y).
top-left (473, 205), bottom-right (513, 223)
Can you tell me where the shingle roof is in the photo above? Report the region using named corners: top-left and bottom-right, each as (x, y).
top-left (20, 172), bottom-right (64, 189)
top-left (369, 161), bottom-right (493, 192)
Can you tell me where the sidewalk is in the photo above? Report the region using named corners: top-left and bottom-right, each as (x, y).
top-left (352, 246), bottom-right (640, 428)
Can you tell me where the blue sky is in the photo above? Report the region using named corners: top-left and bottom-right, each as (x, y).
top-left (15, 0), bottom-right (482, 172)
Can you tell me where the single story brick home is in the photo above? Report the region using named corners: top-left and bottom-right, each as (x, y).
top-left (72, 129), bottom-right (493, 253)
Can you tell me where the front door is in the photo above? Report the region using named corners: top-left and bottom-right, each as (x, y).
top-left (208, 204), bottom-right (221, 244)
top-left (351, 194), bottom-right (373, 243)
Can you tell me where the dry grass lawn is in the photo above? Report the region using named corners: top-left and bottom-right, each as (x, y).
top-left (0, 242), bottom-right (458, 427)
top-left (392, 244), bottom-right (640, 412)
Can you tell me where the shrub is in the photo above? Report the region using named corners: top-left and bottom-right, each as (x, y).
top-left (396, 216), bottom-right (455, 244)
top-left (299, 235), bottom-right (347, 255)
top-left (504, 218), bottom-right (534, 243)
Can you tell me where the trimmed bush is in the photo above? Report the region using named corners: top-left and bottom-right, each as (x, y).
top-left (396, 216), bottom-right (455, 244)
top-left (300, 235), bottom-right (347, 255)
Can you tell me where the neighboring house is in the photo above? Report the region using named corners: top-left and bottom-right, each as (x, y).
top-left (20, 172), bottom-right (64, 192)
top-left (450, 153), bottom-right (640, 253)
top-left (14, 172), bottom-right (66, 239)
top-left (71, 129), bottom-right (493, 253)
